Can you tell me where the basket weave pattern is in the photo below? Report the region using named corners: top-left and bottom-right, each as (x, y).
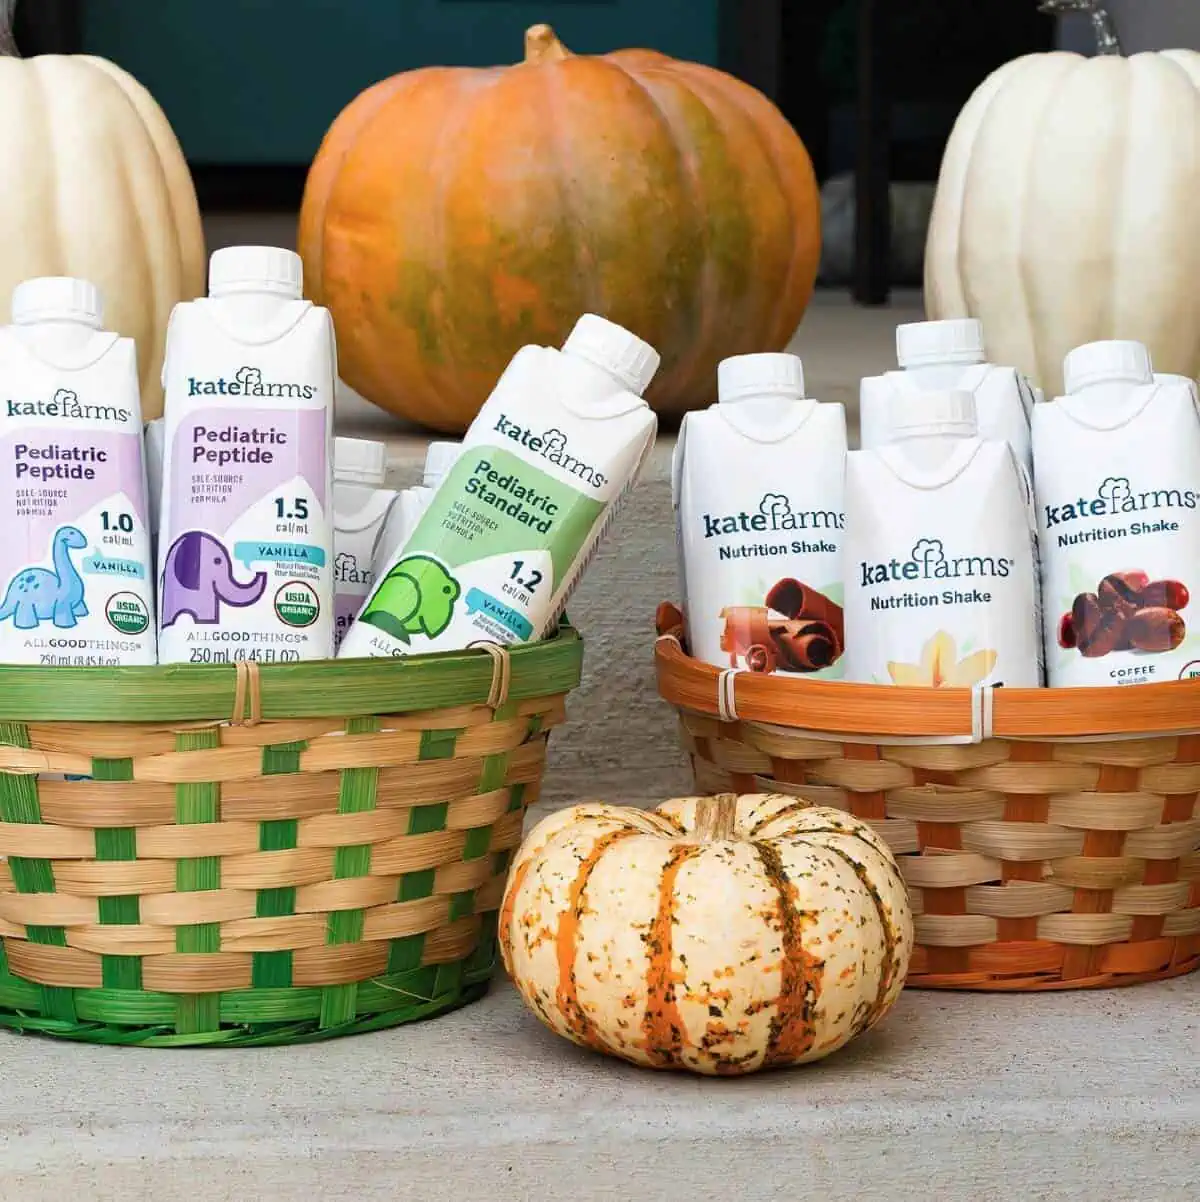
top-left (0, 633), bottom-right (581, 1045)
top-left (656, 611), bottom-right (1200, 990)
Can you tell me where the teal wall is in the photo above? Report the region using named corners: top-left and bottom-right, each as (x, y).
top-left (82, 1), bottom-right (720, 165)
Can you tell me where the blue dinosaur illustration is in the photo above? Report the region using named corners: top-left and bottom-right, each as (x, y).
top-left (0, 526), bottom-right (89, 629)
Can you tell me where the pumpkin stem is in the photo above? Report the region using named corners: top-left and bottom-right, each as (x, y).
top-left (694, 794), bottom-right (739, 843)
top-left (1037, 1), bottom-right (1122, 56)
top-left (0, 0), bottom-right (19, 57)
top-left (525, 24), bottom-right (572, 65)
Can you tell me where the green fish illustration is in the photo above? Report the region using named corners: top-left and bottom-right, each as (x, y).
top-left (359, 554), bottom-right (461, 644)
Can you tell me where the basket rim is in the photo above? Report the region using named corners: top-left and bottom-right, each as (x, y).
top-left (654, 608), bottom-right (1200, 741)
top-left (0, 624), bottom-right (583, 723)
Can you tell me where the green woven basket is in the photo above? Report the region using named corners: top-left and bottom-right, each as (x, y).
top-left (0, 627), bottom-right (582, 1046)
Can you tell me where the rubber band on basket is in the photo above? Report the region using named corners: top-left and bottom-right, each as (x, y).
top-left (970, 683), bottom-right (995, 744)
top-left (717, 667), bottom-right (743, 723)
top-left (231, 659), bottom-right (262, 727)
top-left (469, 640), bottom-right (512, 709)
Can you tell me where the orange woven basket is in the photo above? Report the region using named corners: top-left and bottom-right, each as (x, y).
top-left (655, 604), bottom-right (1200, 991)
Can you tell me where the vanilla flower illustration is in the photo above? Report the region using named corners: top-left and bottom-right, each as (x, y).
top-left (888, 631), bottom-right (997, 688)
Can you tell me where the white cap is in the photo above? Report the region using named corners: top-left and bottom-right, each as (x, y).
top-left (1063, 340), bottom-right (1152, 392)
top-left (896, 319), bottom-right (985, 368)
top-left (717, 352), bottom-right (805, 403)
top-left (562, 314), bottom-right (660, 396)
top-left (888, 389), bottom-right (978, 440)
top-left (209, 246), bottom-right (303, 299)
top-left (334, 437), bottom-right (387, 486)
top-left (11, 277), bottom-right (103, 328)
top-left (422, 441), bottom-right (461, 488)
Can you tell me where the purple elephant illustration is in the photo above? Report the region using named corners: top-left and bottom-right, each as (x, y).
top-left (160, 531), bottom-right (267, 627)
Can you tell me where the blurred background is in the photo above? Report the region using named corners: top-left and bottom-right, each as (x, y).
top-left (18, 1), bottom-right (1200, 305)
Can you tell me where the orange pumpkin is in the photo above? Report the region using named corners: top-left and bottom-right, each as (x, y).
top-left (299, 24), bottom-right (821, 433)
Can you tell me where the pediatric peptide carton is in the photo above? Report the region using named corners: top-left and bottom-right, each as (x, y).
top-left (157, 246), bottom-right (336, 665)
top-left (0, 277), bottom-right (156, 665)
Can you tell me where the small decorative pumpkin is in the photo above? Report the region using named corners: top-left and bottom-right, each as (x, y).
top-left (924, 0), bottom-right (1200, 396)
top-left (500, 793), bottom-right (912, 1075)
top-left (0, 0), bottom-right (205, 417)
top-left (299, 24), bottom-right (821, 433)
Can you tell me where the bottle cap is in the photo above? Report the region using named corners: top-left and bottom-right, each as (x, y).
top-left (717, 352), bottom-right (805, 403)
top-left (888, 389), bottom-right (978, 440)
top-left (11, 277), bottom-right (103, 328)
top-left (562, 314), bottom-right (660, 397)
top-left (422, 441), bottom-right (461, 488)
top-left (896, 319), bottom-right (985, 368)
top-left (1063, 340), bottom-right (1152, 392)
top-left (209, 246), bottom-right (303, 299)
top-left (334, 437), bottom-right (388, 487)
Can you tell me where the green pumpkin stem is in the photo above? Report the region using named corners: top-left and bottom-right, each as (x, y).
top-left (1037, 0), bottom-right (1122, 56)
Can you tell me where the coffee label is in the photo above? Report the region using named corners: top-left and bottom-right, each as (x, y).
top-left (1033, 383), bottom-right (1200, 686)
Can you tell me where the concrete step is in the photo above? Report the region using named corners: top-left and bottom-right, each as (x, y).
top-left (0, 977), bottom-right (1194, 1200)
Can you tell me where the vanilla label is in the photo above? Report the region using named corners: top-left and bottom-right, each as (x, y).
top-left (843, 441), bottom-right (1041, 689)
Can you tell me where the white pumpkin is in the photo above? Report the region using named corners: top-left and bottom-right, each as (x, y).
top-left (0, 9), bottom-right (205, 417)
top-left (499, 793), bottom-right (913, 1076)
top-left (925, 29), bottom-right (1200, 397)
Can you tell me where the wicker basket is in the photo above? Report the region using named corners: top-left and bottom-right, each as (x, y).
top-left (655, 605), bottom-right (1200, 991)
top-left (0, 627), bottom-right (582, 1045)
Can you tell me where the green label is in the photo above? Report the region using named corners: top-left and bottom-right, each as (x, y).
top-left (358, 447), bottom-right (603, 646)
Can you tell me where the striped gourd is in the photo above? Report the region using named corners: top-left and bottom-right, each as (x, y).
top-left (499, 793), bottom-right (913, 1075)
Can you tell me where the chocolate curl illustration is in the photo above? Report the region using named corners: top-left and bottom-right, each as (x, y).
top-left (719, 606), bottom-right (774, 667)
top-left (765, 578), bottom-right (845, 656)
top-left (773, 619), bottom-right (839, 672)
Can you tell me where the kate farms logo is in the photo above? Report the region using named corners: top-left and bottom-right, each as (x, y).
top-left (1044, 476), bottom-right (1199, 528)
top-left (859, 538), bottom-right (1013, 587)
top-left (492, 414), bottom-right (607, 489)
top-left (702, 491), bottom-right (845, 539)
top-left (5, 387), bottom-right (132, 424)
top-left (187, 365), bottom-right (318, 401)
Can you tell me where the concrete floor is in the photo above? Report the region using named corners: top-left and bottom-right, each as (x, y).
top-left (1, 978), bottom-right (1195, 1201)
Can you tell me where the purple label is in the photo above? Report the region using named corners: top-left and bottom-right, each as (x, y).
top-left (334, 592), bottom-right (364, 648)
top-left (0, 428), bottom-right (145, 586)
top-left (169, 407), bottom-right (327, 537)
